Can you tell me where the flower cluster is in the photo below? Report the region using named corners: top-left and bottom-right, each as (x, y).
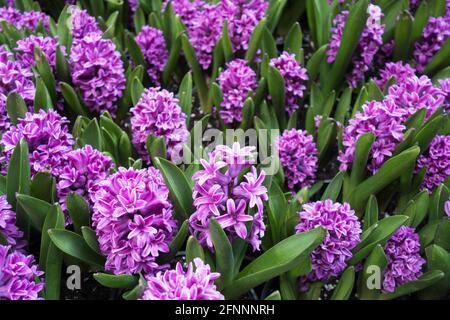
top-left (0, 245), bottom-right (44, 300)
top-left (388, 75), bottom-right (445, 121)
top-left (221, 0), bottom-right (268, 52)
top-left (374, 61), bottom-right (416, 90)
top-left (141, 258), bottom-right (224, 300)
top-left (438, 78), bottom-right (450, 113)
top-left (164, 0), bottom-right (202, 30)
top-left (0, 7), bottom-right (49, 31)
top-left (55, 145), bottom-right (114, 213)
top-left (327, 4), bottom-right (384, 88)
top-left (189, 143), bottom-right (268, 251)
top-left (270, 51), bottom-right (308, 115)
top-left (15, 35), bottom-right (64, 71)
top-left (69, 6), bottom-right (101, 40)
top-left (91, 167), bottom-right (177, 275)
top-left (414, 15), bottom-right (450, 73)
top-left (70, 33), bottom-right (126, 116)
top-left (295, 200), bottom-right (361, 290)
top-left (416, 135), bottom-right (450, 191)
top-left (0, 46), bottom-right (35, 132)
top-left (0, 195), bottom-right (25, 249)
top-left (217, 59), bottom-right (257, 124)
top-left (130, 87), bottom-right (188, 163)
top-left (276, 129), bottom-right (318, 191)
top-left (0, 109), bottom-right (74, 176)
top-left (383, 226), bottom-right (425, 293)
top-left (135, 26), bottom-right (169, 85)
top-left (338, 99), bottom-right (406, 173)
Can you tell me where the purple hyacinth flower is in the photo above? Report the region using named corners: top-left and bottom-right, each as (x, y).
top-left (295, 200), bottom-right (361, 291)
top-left (438, 78), bottom-right (450, 113)
top-left (15, 35), bottom-right (65, 71)
top-left (416, 135), bottom-right (450, 191)
top-left (0, 245), bottom-right (44, 300)
top-left (189, 142), bottom-right (267, 251)
top-left (374, 61), bottom-right (416, 90)
top-left (270, 51), bottom-right (308, 115)
top-left (388, 75), bottom-right (445, 121)
top-left (276, 129), bottom-right (318, 191)
top-left (338, 98), bottom-right (406, 173)
top-left (130, 87), bottom-right (188, 164)
top-left (55, 145), bottom-right (114, 215)
top-left (0, 7), bottom-right (49, 31)
top-left (414, 15), bottom-right (450, 73)
top-left (382, 226), bottom-right (425, 293)
top-left (0, 109), bottom-right (75, 176)
top-left (327, 4), bottom-right (384, 88)
top-left (445, 198), bottom-right (450, 218)
top-left (70, 33), bottom-right (126, 116)
top-left (217, 58), bottom-right (257, 124)
top-left (135, 26), bottom-right (168, 85)
top-left (91, 167), bottom-right (177, 275)
top-left (68, 6), bottom-right (102, 40)
top-left (0, 195), bottom-right (25, 250)
top-left (141, 258), bottom-right (224, 300)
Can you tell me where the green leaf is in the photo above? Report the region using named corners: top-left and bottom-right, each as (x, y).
top-left (240, 97), bottom-right (255, 130)
top-left (284, 22), bottom-right (302, 60)
top-left (265, 290), bottom-right (281, 300)
top-left (48, 229), bottom-right (105, 267)
top-left (40, 205), bottom-right (64, 300)
top-left (245, 18), bottom-right (267, 63)
top-left (409, 191), bottom-right (429, 228)
top-left (221, 20), bottom-right (233, 62)
top-left (349, 133), bottom-right (375, 188)
top-left (358, 245), bottom-right (388, 299)
top-left (306, 44), bottom-right (328, 81)
top-left (122, 274), bottom-right (146, 300)
top-left (323, 0), bottom-right (369, 93)
top-left (94, 273), bottom-right (138, 289)
top-left (30, 172), bottom-right (55, 203)
top-left (267, 180), bottom-right (287, 243)
top-left (349, 215), bottom-right (408, 264)
top-left (125, 29), bottom-right (146, 68)
top-left (178, 72), bottom-right (193, 126)
top-left (66, 193), bottom-right (90, 234)
top-left (209, 219), bottom-right (234, 289)
top-left (347, 146), bottom-right (420, 212)
top-left (261, 27), bottom-right (278, 59)
top-left (321, 171), bottom-right (344, 202)
top-left (334, 87), bottom-right (352, 124)
top-left (6, 92), bottom-right (27, 125)
top-left (56, 45), bottom-right (70, 83)
top-left (331, 267), bottom-right (355, 300)
top-left (223, 227), bottom-right (326, 299)
top-left (418, 244), bottom-right (450, 299)
top-left (266, 0), bottom-right (287, 33)
top-left (153, 157), bottom-right (193, 222)
top-left (363, 195), bottom-right (379, 231)
top-left (186, 236), bottom-right (205, 264)
top-left (424, 38), bottom-right (450, 76)
top-left (60, 82), bottom-right (89, 117)
top-left (35, 47), bottom-right (57, 104)
top-left (378, 270), bottom-right (444, 300)
top-left (393, 12), bottom-right (412, 61)
top-left (131, 76), bottom-right (145, 105)
top-left (267, 66), bottom-right (286, 128)
top-left (146, 135), bottom-right (167, 164)
top-left (81, 226), bottom-right (102, 255)
top-left (79, 118), bottom-right (102, 151)
top-left (413, 115), bottom-right (444, 154)
top-left (16, 194), bottom-right (52, 232)
top-left (34, 76), bottom-right (54, 113)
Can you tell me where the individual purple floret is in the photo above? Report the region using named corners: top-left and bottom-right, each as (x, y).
top-left (270, 51), bottom-right (308, 115)
top-left (189, 3), bottom-right (224, 70)
top-left (414, 15), bottom-right (450, 73)
top-left (68, 6), bottom-right (102, 40)
top-left (141, 258), bottom-right (224, 300)
top-left (70, 33), bottom-right (126, 116)
top-left (374, 61), bottom-right (416, 90)
top-left (382, 226), bottom-right (425, 293)
top-left (416, 135), bottom-right (450, 191)
top-left (0, 109), bottom-right (75, 176)
top-left (15, 35), bottom-right (64, 71)
top-left (327, 4), bottom-right (384, 88)
top-left (91, 167), bottom-right (177, 275)
top-left (221, 0), bottom-right (268, 52)
top-left (135, 26), bottom-right (169, 85)
top-left (0, 195), bottom-right (25, 250)
top-left (276, 129), bottom-right (318, 191)
top-left (189, 142), bottom-right (268, 251)
top-left (295, 200), bottom-right (361, 291)
top-left (388, 75), bottom-right (445, 121)
top-left (130, 87), bottom-right (188, 164)
top-left (0, 46), bottom-right (35, 132)
top-left (338, 98), bottom-right (406, 173)
top-left (438, 78), bottom-right (450, 113)
top-left (55, 145), bottom-right (114, 213)
top-left (0, 245), bottom-right (44, 300)
top-left (445, 197), bottom-right (450, 217)
top-left (217, 59), bottom-right (257, 124)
